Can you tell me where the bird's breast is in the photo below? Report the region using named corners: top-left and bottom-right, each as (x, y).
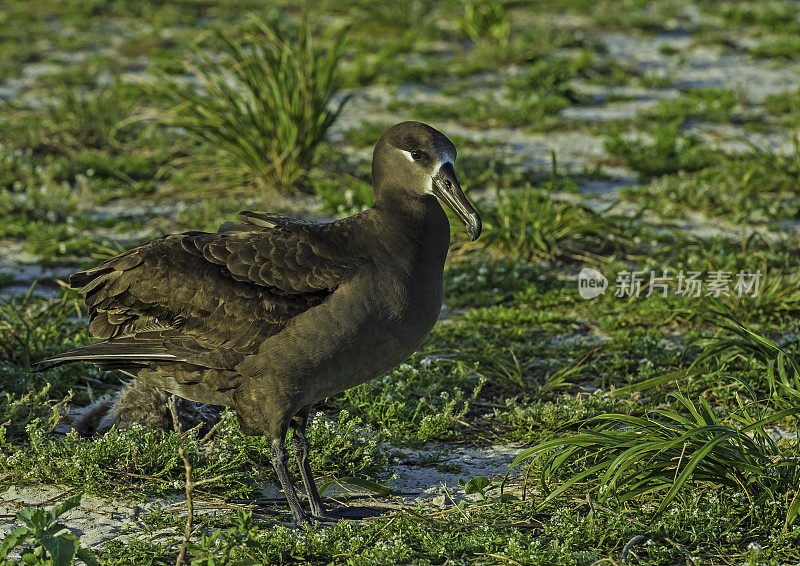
top-left (242, 262), bottom-right (444, 404)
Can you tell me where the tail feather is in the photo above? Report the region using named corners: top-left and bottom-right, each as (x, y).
top-left (36, 338), bottom-right (179, 372)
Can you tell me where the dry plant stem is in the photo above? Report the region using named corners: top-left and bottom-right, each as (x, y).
top-left (584, 494), bottom-right (619, 517)
top-left (200, 414), bottom-right (226, 443)
top-left (369, 515), bottom-right (398, 540)
top-left (175, 448), bottom-right (226, 566)
top-left (176, 447), bottom-right (192, 566)
top-left (665, 537), bottom-right (696, 566)
top-left (586, 493), bottom-right (596, 522)
top-left (172, 394), bottom-right (226, 566)
top-left (522, 459), bottom-right (534, 501)
top-left (476, 553), bottom-right (523, 566)
top-left (443, 486), bottom-right (470, 522)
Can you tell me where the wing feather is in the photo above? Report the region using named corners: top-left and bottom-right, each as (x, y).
top-left (64, 215), bottom-right (365, 375)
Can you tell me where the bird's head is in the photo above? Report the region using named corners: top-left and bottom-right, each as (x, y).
top-left (372, 121), bottom-right (481, 241)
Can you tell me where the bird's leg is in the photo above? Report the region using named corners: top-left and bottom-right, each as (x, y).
top-left (269, 438), bottom-right (309, 525)
top-left (290, 411), bottom-right (331, 519)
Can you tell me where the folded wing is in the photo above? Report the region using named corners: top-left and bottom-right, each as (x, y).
top-left (42, 214), bottom-right (364, 376)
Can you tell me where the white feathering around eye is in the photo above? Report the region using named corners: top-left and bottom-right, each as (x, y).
top-left (398, 147), bottom-right (452, 193)
top-left (400, 149), bottom-right (415, 162)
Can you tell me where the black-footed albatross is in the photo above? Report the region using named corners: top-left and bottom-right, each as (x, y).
top-left (40, 121), bottom-right (482, 524)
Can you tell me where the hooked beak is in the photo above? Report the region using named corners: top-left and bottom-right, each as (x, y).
top-left (432, 162), bottom-right (482, 241)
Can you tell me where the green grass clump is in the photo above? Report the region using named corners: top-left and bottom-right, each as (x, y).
top-left (710, 0), bottom-right (800, 33)
top-left (639, 87), bottom-right (744, 124)
top-left (570, 0), bottom-right (688, 32)
top-left (717, 269), bottom-right (800, 323)
top-left (23, 223), bottom-right (105, 259)
top-left (0, 175), bottom-right (80, 230)
top-left (622, 139), bottom-right (800, 222)
top-left (1, 424), bottom-right (250, 498)
top-left (0, 288), bottom-right (86, 367)
top-left (0, 386), bottom-right (70, 444)
top-left (312, 176), bottom-right (373, 216)
top-left (388, 51), bottom-right (624, 131)
top-left (750, 35), bottom-right (800, 59)
top-left (495, 393), bottom-right (625, 442)
top-left (0, 289), bottom-right (117, 404)
top-left (455, 1), bottom-right (510, 48)
top-left (455, 154), bottom-right (528, 190)
top-left (444, 257), bottom-right (550, 309)
top-left (693, 310), bottom-right (800, 405)
top-left (0, 406), bottom-right (390, 499)
top-left (214, 409), bottom-right (391, 481)
top-left (605, 122), bottom-right (718, 180)
top-left (151, 14), bottom-right (348, 193)
top-left (657, 43), bottom-right (680, 56)
top-left (331, 359), bottom-right (483, 446)
top-left (503, 57), bottom-right (588, 127)
top-left (342, 120), bottom-right (393, 148)
top-left (42, 83), bottom-right (142, 151)
top-left (765, 87), bottom-right (800, 128)
top-left (101, 487), bottom-right (800, 564)
top-left (511, 389), bottom-right (800, 526)
top-left (0, 492), bottom-right (100, 566)
top-left (484, 186), bottom-right (614, 262)
top-left (0, 146), bottom-right (39, 192)
top-left (0, 176), bottom-right (108, 259)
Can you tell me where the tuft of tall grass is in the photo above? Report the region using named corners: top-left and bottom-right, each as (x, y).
top-left (719, 270), bottom-right (800, 323)
top-left (604, 122), bottom-right (717, 181)
top-left (509, 388), bottom-right (800, 526)
top-left (484, 184), bottom-right (614, 262)
top-left (0, 286), bottom-right (86, 367)
top-left (693, 309), bottom-right (800, 405)
top-left (456, 1), bottom-right (510, 48)
top-left (150, 14), bottom-right (349, 193)
top-left (42, 83), bottom-right (141, 151)
top-left (765, 87), bottom-right (800, 128)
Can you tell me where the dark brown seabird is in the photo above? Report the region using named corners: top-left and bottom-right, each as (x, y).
top-left (40, 121), bottom-right (481, 524)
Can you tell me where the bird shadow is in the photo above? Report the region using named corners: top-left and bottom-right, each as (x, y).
top-left (324, 505), bottom-right (388, 520)
top-left (229, 497), bottom-right (391, 522)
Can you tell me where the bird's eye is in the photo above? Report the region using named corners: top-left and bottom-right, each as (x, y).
top-left (410, 150), bottom-right (425, 161)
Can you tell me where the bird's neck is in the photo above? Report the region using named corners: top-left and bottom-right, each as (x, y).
top-left (370, 190), bottom-right (451, 256)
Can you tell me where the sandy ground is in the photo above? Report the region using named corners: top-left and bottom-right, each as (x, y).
top-left (1, 443), bottom-right (524, 549)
